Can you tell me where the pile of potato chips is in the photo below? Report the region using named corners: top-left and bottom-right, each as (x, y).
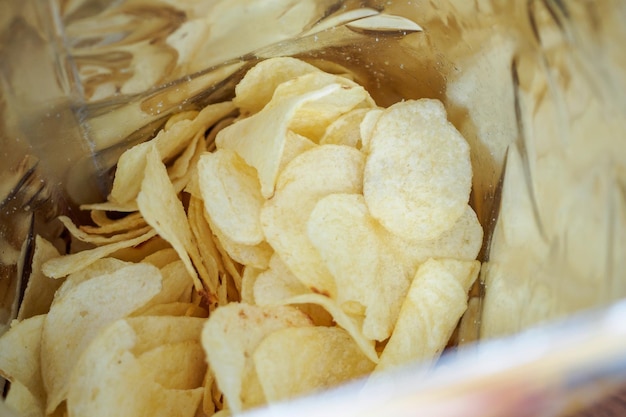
top-left (0, 57), bottom-right (483, 417)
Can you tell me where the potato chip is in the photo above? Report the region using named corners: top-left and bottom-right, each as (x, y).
top-left (141, 248), bottom-right (180, 268)
top-left (41, 229), bottom-right (157, 279)
top-left (307, 193), bottom-right (410, 341)
top-left (280, 294), bottom-right (378, 363)
top-left (375, 258), bottom-right (480, 372)
top-left (253, 253), bottom-right (310, 305)
top-left (271, 72), bottom-right (375, 141)
top-left (53, 257), bottom-right (132, 302)
top-left (363, 99), bottom-right (472, 241)
top-left (0, 315), bottom-right (46, 405)
top-left (241, 266), bottom-right (262, 305)
top-left (110, 101), bottom-right (235, 205)
top-left (134, 302), bottom-right (208, 318)
top-left (137, 145), bottom-right (207, 297)
top-left (82, 211), bottom-right (146, 234)
top-left (126, 316), bottom-right (206, 355)
top-left (136, 260), bottom-right (194, 313)
top-left (389, 205), bottom-right (484, 276)
top-left (277, 130), bottom-right (316, 176)
top-left (187, 196), bottom-right (223, 300)
top-left (254, 327), bottom-right (375, 403)
top-left (168, 130), bottom-right (206, 189)
top-left (66, 319), bottom-right (203, 417)
top-left (17, 236), bottom-right (63, 320)
top-left (57, 215), bottom-right (153, 245)
top-left (164, 110), bottom-right (200, 130)
top-left (198, 149), bottom-right (265, 245)
top-left (261, 145), bottom-right (365, 298)
top-left (110, 236), bottom-right (173, 263)
top-left (41, 263), bottom-right (162, 413)
top-left (216, 83), bottom-right (365, 199)
top-left (359, 108), bottom-right (383, 153)
top-left (319, 108), bottom-right (370, 148)
top-left (201, 303), bottom-right (312, 413)
top-left (4, 379), bottom-right (44, 417)
top-left (253, 254), bottom-right (333, 327)
top-left (233, 57), bottom-right (321, 115)
top-left (136, 341), bottom-right (206, 390)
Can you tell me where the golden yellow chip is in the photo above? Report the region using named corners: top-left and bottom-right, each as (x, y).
top-left (363, 99), bottom-right (472, 241)
top-left (216, 82), bottom-right (366, 199)
top-left (134, 302), bottom-right (208, 318)
top-left (319, 107), bottom-right (370, 148)
top-left (135, 260), bottom-right (194, 314)
top-left (280, 293), bottom-right (378, 364)
top-left (110, 101), bottom-right (235, 205)
top-left (126, 316), bottom-right (206, 355)
top-left (277, 130), bottom-right (316, 176)
top-left (17, 236), bottom-right (63, 320)
top-left (0, 315), bottom-right (46, 407)
top-left (241, 266), bottom-right (262, 305)
top-left (375, 258), bottom-right (480, 372)
top-left (272, 72), bottom-right (374, 141)
top-left (261, 145), bottom-right (365, 298)
top-left (136, 341), bottom-right (206, 390)
top-left (233, 57), bottom-right (321, 115)
top-left (141, 248), bottom-right (180, 268)
top-left (198, 149), bottom-right (265, 246)
top-left (67, 319), bottom-right (203, 417)
top-left (58, 215), bottom-right (153, 245)
top-left (307, 193), bottom-right (410, 341)
top-left (42, 229), bottom-right (157, 279)
top-left (359, 108), bottom-right (383, 153)
top-left (390, 205), bottom-right (484, 276)
top-left (82, 211), bottom-right (146, 234)
top-left (201, 303), bottom-right (312, 413)
top-left (137, 145), bottom-right (205, 294)
top-left (253, 254), bottom-right (333, 327)
top-left (41, 263), bottom-right (162, 413)
top-left (4, 378), bottom-right (45, 417)
top-left (253, 253), bottom-right (309, 305)
top-left (253, 327), bottom-right (375, 403)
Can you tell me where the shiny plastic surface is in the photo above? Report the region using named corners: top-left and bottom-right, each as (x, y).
top-left (1, 0), bottom-right (626, 415)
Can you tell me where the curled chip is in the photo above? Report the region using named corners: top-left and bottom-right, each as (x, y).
top-left (253, 327), bottom-right (375, 403)
top-left (363, 99), bottom-right (472, 241)
top-left (42, 263), bottom-right (162, 414)
top-left (261, 145), bottom-right (365, 298)
top-left (233, 56), bottom-right (321, 115)
top-left (201, 303), bottom-right (313, 413)
top-left (307, 193), bottom-right (409, 341)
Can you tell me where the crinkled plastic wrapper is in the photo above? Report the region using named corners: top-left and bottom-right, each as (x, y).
top-left (1, 0), bottom-right (626, 416)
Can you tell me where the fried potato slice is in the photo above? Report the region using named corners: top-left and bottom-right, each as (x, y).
top-left (41, 263), bottom-right (162, 413)
top-left (110, 101), bottom-right (235, 205)
top-left (375, 258), bottom-right (480, 372)
top-left (66, 319), bottom-right (203, 417)
top-left (201, 303), bottom-right (312, 413)
top-left (0, 315), bottom-right (46, 406)
top-left (233, 57), bottom-right (321, 115)
top-left (363, 99), bottom-right (472, 241)
top-left (261, 145), bottom-right (365, 298)
top-left (198, 149), bottom-right (265, 246)
top-left (307, 193), bottom-right (410, 341)
top-left (254, 327), bottom-right (375, 403)
top-left (17, 236), bottom-right (62, 320)
top-left (137, 145), bottom-right (206, 295)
